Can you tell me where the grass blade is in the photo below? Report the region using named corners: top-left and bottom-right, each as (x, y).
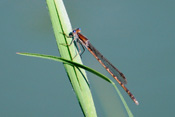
top-left (17, 52), bottom-right (134, 116)
top-left (46, 0), bottom-right (97, 116)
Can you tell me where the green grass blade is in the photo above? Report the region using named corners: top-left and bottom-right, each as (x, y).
top-left (17, 52), bottom-right (134, 116)
top-left (46, 0), bottom-right (97, 116)
top-left (17, 52), bottom-right (111, 83)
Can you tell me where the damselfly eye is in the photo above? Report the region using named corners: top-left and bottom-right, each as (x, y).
top-left (73, 30), bottom-right (76, 33)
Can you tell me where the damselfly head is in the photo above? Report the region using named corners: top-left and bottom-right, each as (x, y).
top-left (72, 28), bottom-right (81, 34)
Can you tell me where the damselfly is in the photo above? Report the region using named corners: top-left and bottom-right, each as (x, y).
top-left (67, 28), bottom-right (139, 105)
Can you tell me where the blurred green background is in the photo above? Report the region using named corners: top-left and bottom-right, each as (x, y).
top-left (1, 0), bottom-right (175, 116)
